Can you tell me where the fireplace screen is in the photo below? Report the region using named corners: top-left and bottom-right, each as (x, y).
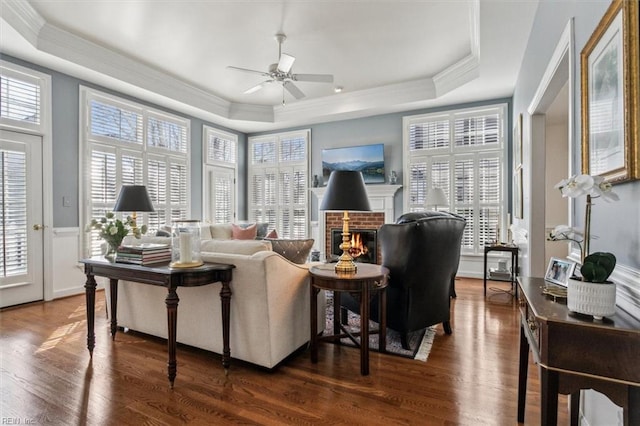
top-left (331, 228), bottom-right (377, 264)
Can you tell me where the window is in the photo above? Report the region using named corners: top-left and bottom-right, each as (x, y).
top-left (403, 105), bottom-right (507, 255)
top-left (0, 62), bottom-right (46, 132)
top-left (248, 130), bottom-right (310, 239)
top-left (81, 88), bottom-right (190, 257)
top-left (203, 126), bottom-right (237, 224)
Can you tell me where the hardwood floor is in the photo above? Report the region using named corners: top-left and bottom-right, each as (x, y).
top-left (0, 278), bottom-right (568, 425)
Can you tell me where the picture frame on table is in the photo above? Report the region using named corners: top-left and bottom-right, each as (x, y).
top-left (544, 257), bottom-right (576, 287)
top-left (580, 0), bottom-right (639, 183)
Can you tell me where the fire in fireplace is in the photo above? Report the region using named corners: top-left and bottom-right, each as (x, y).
top-left (331, 228), bottom-right (377, 264)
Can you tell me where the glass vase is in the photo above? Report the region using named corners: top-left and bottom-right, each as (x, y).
top-left (170, 220), bottom-right (203, 267)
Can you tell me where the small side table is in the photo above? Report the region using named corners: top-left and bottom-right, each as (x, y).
top-left (483, 244), bottom-right (519, 296)
top-left (309, 263), bottom-right (389, 376)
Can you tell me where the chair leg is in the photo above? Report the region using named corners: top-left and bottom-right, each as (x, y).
top-left (450, 276), bottom-right (457, 298)
top-left (340, 306), bottom-right (348, 325)
top-left (443, 321), bottom-right (452, 335)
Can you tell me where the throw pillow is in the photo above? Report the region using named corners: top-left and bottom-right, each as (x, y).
top-left (232, 223), bottom-right (257, 240)
top-left (156, 229), bottom-right (171, 237)
top-left (266, 229), bottom-right (278, 239)
top-left (238, 222), bottom-right (269, 239)
top-left (267, 238), bottom-right (314, 264)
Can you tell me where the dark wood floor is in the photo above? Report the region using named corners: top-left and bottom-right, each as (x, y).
top-left (1, 278), bottom-right (568, 425)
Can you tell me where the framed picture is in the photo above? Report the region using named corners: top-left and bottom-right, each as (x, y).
top-left (513, 113), bottom-right (523, 168)
top-left (513, 166), bottom-right (523, 219)
top-left (544, 257), bottom-right (576, 287)
top-left (580, 0), bottom-right (639, 183)
top-left (321, 143), bottom-right (385, 184)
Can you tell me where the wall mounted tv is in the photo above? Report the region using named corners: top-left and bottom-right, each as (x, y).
top-left (321, 143), bottom-right (385, 184)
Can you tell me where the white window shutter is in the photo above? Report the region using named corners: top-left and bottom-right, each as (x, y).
top-left (0, 74), bottom-right (40, 125)
top-left (0, 149), bottom-right (28, 275)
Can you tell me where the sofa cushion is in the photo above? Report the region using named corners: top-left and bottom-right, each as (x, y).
top-left (201, 239), bottom-right (272, 255)
top-left (210, 223), bottom-right (233, 239)
top-left (266, 239), bottom-right (314, 264)
top-left (232, 223), bottom-right (257, 239)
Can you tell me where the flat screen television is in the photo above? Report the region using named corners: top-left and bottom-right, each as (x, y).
top-left (321, 143), bottom-right (385, 184)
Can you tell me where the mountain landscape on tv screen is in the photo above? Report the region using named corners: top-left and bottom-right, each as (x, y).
top-left (322, 159), bottom-right (385, 183)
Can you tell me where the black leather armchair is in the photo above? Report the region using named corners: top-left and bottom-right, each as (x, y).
top-left (340, 211), bottom-right (466, 350)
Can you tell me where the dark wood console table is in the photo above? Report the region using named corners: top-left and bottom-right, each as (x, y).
top-left (81, 257), bottom-right (235, 388)
top-left (517, 276), bottom-right (640, 425)
top-left (309, 263), bottom-right (389, 375)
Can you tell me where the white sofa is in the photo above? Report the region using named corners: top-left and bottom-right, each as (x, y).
top-left (104, 230), bottom-right (325, 369)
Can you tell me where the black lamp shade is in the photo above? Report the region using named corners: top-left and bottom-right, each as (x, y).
top-left (320, 171), bottom-right (371, 211)
top-left (113, 185), bottom-right (155, 212)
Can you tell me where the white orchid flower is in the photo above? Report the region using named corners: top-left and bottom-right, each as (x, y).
top-left (555, 174), bottom-right (618, 201)
top-left (550, 224), bottom-right (583, 239)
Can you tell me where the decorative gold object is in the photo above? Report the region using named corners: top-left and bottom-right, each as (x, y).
top-left (335, 211), bottom-right (357, 273)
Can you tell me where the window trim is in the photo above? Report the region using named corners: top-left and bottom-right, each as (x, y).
top-left (202, 125), bottom-right (238, 223)
top-left (403, 103), bottom-right (508, 255)
top-left (79, 86), bottom-right (191, 257)
top-left (247, 129), bottom-right (310, 239)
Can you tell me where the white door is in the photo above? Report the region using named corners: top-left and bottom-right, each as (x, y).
top-left (0, 129), bottom-right (44, 308)
top-left (204, 166), bottom-right (236, 224)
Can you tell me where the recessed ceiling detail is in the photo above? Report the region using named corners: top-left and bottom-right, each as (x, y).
top-left (0, 0), bottom-right (539, 132)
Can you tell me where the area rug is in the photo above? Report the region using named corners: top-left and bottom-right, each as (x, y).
top-left (323, 293), bottom-right (436, 361)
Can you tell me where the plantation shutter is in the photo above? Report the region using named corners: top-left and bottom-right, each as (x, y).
top-left (203, 127), bottom-right (238, 224)
top-left (213, 172), bottom-right (233, 223)
top-left (404, 105), bottom-right (506, 255)
top-left (148, 114), bottom-right (187, 153)
top-left (90, 99), bottom-right (142, 144)
top-left (0, 149), bottom-right (27, 276)
top-left (248, 131), bottom-right (309, 238)
top-left (0, 74), bottom-right (40, 125)
top-left (454, 113), bottom-right (499, 147)
top-left (207, 134), bottom-right (237, 164)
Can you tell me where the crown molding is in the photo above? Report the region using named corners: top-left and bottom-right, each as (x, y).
top-left (3, 0), bottom-right (482, 131)
top-left (2, 0), bottom-right (45, 46)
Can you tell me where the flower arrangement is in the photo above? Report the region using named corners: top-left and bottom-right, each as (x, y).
top-left (550, 174), bottom-right (618, 264)
top-left (86, 212), bottom-right (147, 254)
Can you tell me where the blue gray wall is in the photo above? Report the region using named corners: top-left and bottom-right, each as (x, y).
top-left (513, 0), bottom-right (639, 269)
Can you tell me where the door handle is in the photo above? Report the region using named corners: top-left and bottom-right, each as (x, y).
top-left (33, 224), bottom-right (45, 231)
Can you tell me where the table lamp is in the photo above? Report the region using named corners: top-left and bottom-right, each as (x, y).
top-left (113, 185), bottom-right (155, 235)
top-left (320, 170), bottom-right (371, 273)
top-left (425, 187), bottom-right (448, 211)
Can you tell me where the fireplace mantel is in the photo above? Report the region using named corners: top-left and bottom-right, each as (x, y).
top-left (310, 184), bottom-right (402, 260)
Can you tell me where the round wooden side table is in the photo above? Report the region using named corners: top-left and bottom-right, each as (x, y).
top-left (309, 263), bottom-right (389, 375)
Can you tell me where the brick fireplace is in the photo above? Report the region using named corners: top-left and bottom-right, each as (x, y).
top-left (326, 212), bottom-right (384, 264)
top-left (310, 184), bottom-right (402, 262)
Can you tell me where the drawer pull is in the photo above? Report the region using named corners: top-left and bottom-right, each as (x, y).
top-left (519, 298), bottom-right (527, 307)
top-left (527, 320), bottom-right (537, 332)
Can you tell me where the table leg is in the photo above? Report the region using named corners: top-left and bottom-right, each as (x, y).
top-left (517, 322), bottom-right (529, 423)
top-left (483, 250), bottom-right (488, 296)
top-left (165, 288), bottom-right (179, 389)
top-left (570, 392), bottom-right (580, 426)
top-left (360, 284), bottom-right (370, 376)
top-left (219, 279), bottom-right (232, 374)
top-left (626, 386), bottom-right (640, 426)
top-left (541, 367), bottom-right (559, 426)
top-left (310, 285), bottom-right (319, 364)
top-left (109, 278), bottom-right (118, 340)
top-left (514, 251), bottom-right (519, 298)
top-left (333, 290), bottom-right (341, 335)
top-left (379, 287), bottom-right (386, 353)
top-left (84, 274), bottom-right (97, 357)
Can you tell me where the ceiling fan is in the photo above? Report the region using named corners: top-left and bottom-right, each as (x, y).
top-left (227, 33), bottom-right (334, 104)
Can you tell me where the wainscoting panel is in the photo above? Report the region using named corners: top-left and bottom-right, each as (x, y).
top-left (51, 227), bottom-right (89, 299)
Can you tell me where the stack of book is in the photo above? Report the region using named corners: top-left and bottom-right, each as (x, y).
top-left (115, 243), bottom-right (171, 265)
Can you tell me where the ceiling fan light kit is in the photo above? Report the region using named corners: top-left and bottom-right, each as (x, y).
top-left (228, 33), bottom-right (334, 104)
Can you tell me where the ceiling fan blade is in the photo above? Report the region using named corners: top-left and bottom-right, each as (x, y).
top-left (283, 81), bottom-right (305, 99)
top-left (243, 80), bottom-right (272, 94)
top-left (227, 66), bottom-right (269, 77)
top-left (292, 73), bottom-right (334, 83)
top-left (277, 53), bottom-right (295, 73)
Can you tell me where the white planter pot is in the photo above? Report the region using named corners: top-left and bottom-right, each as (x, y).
top-left (567, 278), bottom-right (616, 321)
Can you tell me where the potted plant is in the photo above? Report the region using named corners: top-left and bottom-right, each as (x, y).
top-left (86, 212), bottom-right (147, 259)
top-left (551, 174), bottom-right (619, 320)
top-left (567, 252), bottom-right (617, 320)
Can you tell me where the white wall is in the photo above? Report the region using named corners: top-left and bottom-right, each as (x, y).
top-left (51, 228), bottom-right (91, 299)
